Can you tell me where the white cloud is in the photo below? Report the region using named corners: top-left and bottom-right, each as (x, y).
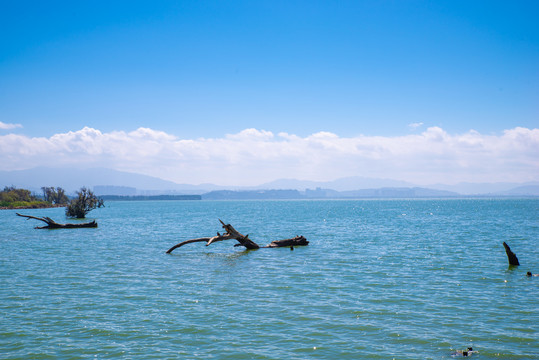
top-left (0, 126), bottom-right (538, 185)
top-left (226, 128), bottom-right (274, 141)
top-left (408, 122), bottom-right (424, 130)
top-left (0, 121), bottom-right (22, 130)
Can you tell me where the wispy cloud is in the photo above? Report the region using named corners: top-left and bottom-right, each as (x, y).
top-left (0, 126), bottom-right (538, 185)
top-left (408, 122), bottom-right (424, 130)
top-left (0, 121), bottom-right (22, 130)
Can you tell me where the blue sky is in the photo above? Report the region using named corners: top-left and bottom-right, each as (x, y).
top-left (0, 1), bottom-right (538, 185)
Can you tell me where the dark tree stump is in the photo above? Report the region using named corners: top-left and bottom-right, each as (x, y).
top-left (503, 242), bottom-right (520, 266)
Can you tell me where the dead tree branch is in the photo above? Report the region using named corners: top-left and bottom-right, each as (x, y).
top-left (166, 219), bottom-right (308, 253)
top-left (16, 213), bottom-right (97, 229)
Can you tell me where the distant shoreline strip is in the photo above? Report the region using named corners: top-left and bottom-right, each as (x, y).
top-left (100, 195), bottom-right (201, 201)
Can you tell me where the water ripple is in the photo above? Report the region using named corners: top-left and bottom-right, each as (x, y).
top-left (1, 200), bottom-right (538, 359)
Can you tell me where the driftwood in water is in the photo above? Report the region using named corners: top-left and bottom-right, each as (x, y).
top-left (503, 242), bottom-right (520, 266)
top-left (166, 219), bottom-right (308, 254)
top-left (266, 236), bottom-right (309, 248)
top-left (16, 213), bottom-right (97, 229)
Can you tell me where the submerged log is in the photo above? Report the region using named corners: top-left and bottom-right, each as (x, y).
top-left (166, 219), bottom-right (308, 253)
top-left (503, 241), bottom-right (520, 266)
top-left (266, 236), bottom-right (309, 248)
top-left (16, 213), bottom-right (97, 229)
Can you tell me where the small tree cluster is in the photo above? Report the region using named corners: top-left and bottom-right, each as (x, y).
top-left (1, 186), bottom-right (34, 202)
top-left (41, 187), bottom-right (69, 205)
top-left (0, 186), bottom-right (46, 208)
top-left (65, 187), bottom-right (105, 218)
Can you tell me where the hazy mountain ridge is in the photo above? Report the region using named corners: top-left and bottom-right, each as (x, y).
top-left (1, 167), bottom-right (538, 197)
top-left (254, 177), bottom-right (415, 191)
top-left (202, 187), bottom-right (460, 200)
top-left (0, 167), bottom-right (221, 194)
top-left (426, 182), bottom-right (539, 195)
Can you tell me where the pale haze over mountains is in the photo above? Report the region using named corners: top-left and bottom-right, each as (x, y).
top-left (1, 167), bottom-right (537, 197)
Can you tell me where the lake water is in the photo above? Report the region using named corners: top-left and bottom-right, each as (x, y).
top-left (1, 199), bottom-right (538, 359)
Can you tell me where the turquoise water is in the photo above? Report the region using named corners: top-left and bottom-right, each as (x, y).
top-left (1, 199), bottom-right (538, 359)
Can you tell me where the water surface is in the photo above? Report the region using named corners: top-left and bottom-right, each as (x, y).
top-left (1, 199), bottom-right (538, 359)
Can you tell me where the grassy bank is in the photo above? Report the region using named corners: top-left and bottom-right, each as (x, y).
top-left (0, 201), bottom-right (64, 210)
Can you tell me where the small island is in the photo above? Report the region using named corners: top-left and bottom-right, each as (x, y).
top-left (1, 186), bottom-right (103, 219)
top-left (14, 187), bottom-right (104, 228)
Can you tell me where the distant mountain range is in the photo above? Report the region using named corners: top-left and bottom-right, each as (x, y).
top-left (201, 187), bottom-right (461, 200)
top-left (252, 177), bottom-right (415, 191)
top-left (1, 167), bottom-right (538, 197)
top-left (0, 167), bottom-right (221, 194)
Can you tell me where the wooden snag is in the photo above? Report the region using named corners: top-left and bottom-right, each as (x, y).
top-left (16, 213), bottom-right (97, 229)
top-left (503, 241), bottom-right (520, 266)
top-left (266, 236), bottom-right (309, 248)
top-left (166, 219), bottom-right (309, 254)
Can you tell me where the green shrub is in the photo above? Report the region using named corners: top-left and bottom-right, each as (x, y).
top-left (65, 187), bottom-right (104, 218)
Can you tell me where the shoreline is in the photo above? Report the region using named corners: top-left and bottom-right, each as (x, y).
top-left (0, 204), bottom-right (66, 210)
